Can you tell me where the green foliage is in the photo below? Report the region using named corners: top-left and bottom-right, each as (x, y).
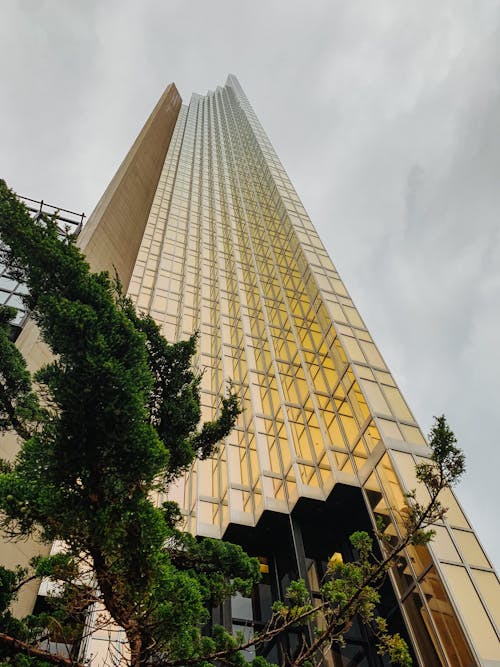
top-left (273, 580), bottom-right (313, 622)
top-left (0, 304), bottom-right (43, 441)
top-left (417, 414), bottom-right (465, 489)
top-left (0, 566), bottom-right (24, 615)
top-left (30, 555), bottom-right (77, 582)
top-left (374, 617), bottom-right (412, 667)
top-left (399, 414), bottom-right (467, 548)
top-left (0, 565), bottom-right (67, 667)
top-left (0, 655), bottom-right (54, 667)
top-left (0, 181), bottom-right (254, 666)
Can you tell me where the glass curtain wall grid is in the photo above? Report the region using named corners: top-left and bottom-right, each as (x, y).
top-left (126, 75), bottom-right (499, 667)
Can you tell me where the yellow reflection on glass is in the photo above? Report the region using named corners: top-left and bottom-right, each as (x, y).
top-left (420, 566), bottom-right (476, 667)
top-left (382, 385), bottom-right (413, 422)
top-left (441, 564), bottom-right (500, 661)
top-left (453, 530), bottom-right (490, 568)
top-left (400, 424), bottom-right (426, 445)
top-left (359, 340), bottom-right (385, 368)
top-left (375, 455), bottom-right (406, 533)
top-left (341, 335), bottom-right (365, 363)
top-left (359, 379), bottom-right (391, 416)
top-left (391, 451), bottom-right (430, 506)
top-left (430, 525), bottom-right (461, 563)
top-left (435, 487), bottom-right (470, 529)
top-left (377, 418), bottom-right (403, 441)
top-left (324, 414), bottom-right (345, 449)
top-left (364, 421), bottom-right (381, 453)
top-left (470, 569), bottom-right (500, 627)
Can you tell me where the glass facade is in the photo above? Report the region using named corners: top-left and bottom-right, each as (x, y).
top-left (125, 75), bottom-right (499, 666)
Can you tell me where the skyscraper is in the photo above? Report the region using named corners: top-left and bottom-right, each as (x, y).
top-left (4, 76), bottom-right (499, 666)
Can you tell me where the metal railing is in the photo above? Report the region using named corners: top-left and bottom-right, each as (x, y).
top-left (1, 195), bottom-right (86, 338)
top-left (18, 195), bottom-right (86, 234)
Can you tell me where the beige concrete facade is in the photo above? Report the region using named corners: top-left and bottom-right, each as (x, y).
top-left (1, 83), bottom-right (182, 617)
top-left (77, 83), bottom-right (182, 284)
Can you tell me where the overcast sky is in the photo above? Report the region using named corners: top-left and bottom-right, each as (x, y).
top-left (1, 1), bottom-right (499, 570)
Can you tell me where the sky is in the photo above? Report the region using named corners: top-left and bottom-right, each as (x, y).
top-left (1, 1), bottom-right (499, 570)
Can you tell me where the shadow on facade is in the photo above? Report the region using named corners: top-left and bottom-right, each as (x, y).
top-left (219, 484), bottom-right (415, 666)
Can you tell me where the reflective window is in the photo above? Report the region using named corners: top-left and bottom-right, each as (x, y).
top-left (453, 530), bottom-right (490, 568)
top-left (441, 564), bottom-right (499, 661)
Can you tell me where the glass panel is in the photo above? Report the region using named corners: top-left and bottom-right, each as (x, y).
top-left (364, 421), bottom-right (381, 453)
top-left (341, 335), bottom-right (365, 363)
top-left (391, 552), bottom-right (416, 596)
top-left (441, 564), bottom-right (499, 661)
top-left (306, 558), bottom-right (320, 592)
top-left (420, 567), bottom-right (476, 667)
top-left (452, 530), bottom-right (490, 568)
top-left (471, 569), bottom-right (500, 627)
top-left (383, 385), bottom-right (413, 422)
top-left (359, 340), bottom-right (385, 368)
top-left (435, 487), bottom-right (470, 529)
top-left (391, 450), bottom-right (430, 505)
top-left (402, 588), bottom-right (446, 666)
top-left (406, 544), bottom-right (433, 578)
top-left (400, 424), bottom-right (426, 445)
top-left (353, 364), bottom-right (374, 381)
top-left (232, 624), bottom-right (255, 661)
top-left (344, 305), bottom-right (364, 328)
top-left (12, 310), bottom-right (26, 325)
top-left (6, 293), bottom-right (24, 309)
top-left (374, 370), bottom-right (395, 386)
top-left (376, 455), bottom-right (407, 530)
top-left (430, 526), bottom-right (461, 563)
top-left (0, 275), bottom-right (17, 290)
top-left (377, 418), bottom-right (403, 441)
top-left (231, 592), bottom-right (253, 621)
top-left (359, 378), bottom-right (391, 416)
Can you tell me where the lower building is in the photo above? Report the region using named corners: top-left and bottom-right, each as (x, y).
top-left (0, 196), bottom-right (84, 339)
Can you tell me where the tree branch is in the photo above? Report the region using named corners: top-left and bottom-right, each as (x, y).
top-left (0, 631), bottom-right (85, 667)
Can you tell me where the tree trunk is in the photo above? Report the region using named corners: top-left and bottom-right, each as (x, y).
top-left (128, 631), bottom-right (143, 667)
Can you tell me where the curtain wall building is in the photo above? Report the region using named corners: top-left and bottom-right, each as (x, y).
top-left (3, 76), bottom-right (499, 666)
